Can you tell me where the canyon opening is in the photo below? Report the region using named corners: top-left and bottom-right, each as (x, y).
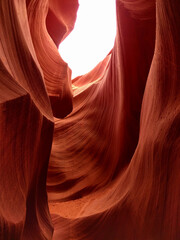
top-left (59, 0), bottom-right (116, 79)
top-left (0, 0), bottom-right (179, 239)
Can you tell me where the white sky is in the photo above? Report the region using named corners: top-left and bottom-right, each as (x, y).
top-left (58, 0), bottom-right (116, 79)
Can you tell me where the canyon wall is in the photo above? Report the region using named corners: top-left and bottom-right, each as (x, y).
top-left (0, 0), bottom-right (179, 239)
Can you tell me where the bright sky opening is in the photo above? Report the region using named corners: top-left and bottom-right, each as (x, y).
top-left (58, 0), bottom-right (116, 79)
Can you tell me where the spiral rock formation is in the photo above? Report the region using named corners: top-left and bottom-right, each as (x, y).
top-left (0, 0), bottom-right (179, 239)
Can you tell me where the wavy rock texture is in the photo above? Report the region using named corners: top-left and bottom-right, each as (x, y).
top-left (0, 0), bottom-right (180, 240)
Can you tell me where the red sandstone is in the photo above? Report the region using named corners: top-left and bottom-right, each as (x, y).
top-left (0, 0), bottom-right (179, 239)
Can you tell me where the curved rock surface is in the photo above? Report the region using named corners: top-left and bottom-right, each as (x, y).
top-left (0, 0), bottom-right (179, 239)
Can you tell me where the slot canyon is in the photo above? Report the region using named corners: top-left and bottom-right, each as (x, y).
top-left (0, 0), bottom-right (180, 239)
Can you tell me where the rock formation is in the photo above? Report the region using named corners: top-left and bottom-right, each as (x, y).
top-left (0, 0), bottom-right (179, 239)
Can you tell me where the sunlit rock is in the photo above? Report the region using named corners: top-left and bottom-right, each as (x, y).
top-left (0, 0), bottom-right (179, 239)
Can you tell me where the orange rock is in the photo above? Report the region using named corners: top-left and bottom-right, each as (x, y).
top-left (0, 0), bottom-right (179, 239)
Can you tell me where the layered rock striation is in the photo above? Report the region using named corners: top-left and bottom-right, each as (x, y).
top-left (0, 0), bottom-right (179, 239)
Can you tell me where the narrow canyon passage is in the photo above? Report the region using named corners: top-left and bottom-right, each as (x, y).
top-left (0, 0), bottom-right (179, 240)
